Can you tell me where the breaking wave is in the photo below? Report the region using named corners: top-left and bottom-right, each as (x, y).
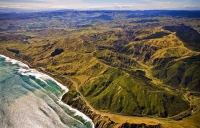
top-left (0, 54), bottom-right (94, 128)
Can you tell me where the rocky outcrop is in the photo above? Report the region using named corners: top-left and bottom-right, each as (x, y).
top-left (119, 122), bottom-right (161, 128)
top-left (62, 90), bottom-right (118, 128)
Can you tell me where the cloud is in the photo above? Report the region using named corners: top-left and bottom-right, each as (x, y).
top-left (36, 0), bottom-right (82, 3)
top-left (0, 0), bottom-right (85, 10)
top-left (111, 3), bottom-right (147, 10)
top-left (0, 0), bottom-right (200, 10)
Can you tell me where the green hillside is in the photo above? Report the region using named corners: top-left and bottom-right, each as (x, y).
top-left (1, 10), bottom-right (200, 127)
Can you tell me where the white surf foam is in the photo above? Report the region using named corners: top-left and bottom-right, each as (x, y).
top-left (0, 54), bottom-right (29, 68)
top-left (0, 54), bottom-right (94, 128)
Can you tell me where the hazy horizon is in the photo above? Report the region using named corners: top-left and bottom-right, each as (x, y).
top-left (0, 0), bottom-right (200, 11)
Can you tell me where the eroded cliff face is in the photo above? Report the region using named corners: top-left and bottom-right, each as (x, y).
top-left (62, 90), bottom-right (162, 128)
top-left (119, 123), bottom-right (161, 128)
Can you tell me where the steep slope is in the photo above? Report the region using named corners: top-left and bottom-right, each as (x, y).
top-left (1, 11), bottom-right (200, 127)
top-left (152, 55), bottom-right (200, 91)
top-left (163, 24), bottom-right (200, 51)
top-left (117, 27), bottom-right (200, 92)
top-left (80, 67), bottom-right (189, 117)
top-left (0, 28), bottom-right (191, 118)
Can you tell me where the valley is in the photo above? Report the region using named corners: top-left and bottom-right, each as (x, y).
top-left (0, 10), bottom-right (200, 127)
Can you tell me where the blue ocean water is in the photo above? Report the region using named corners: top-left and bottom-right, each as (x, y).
top-left (0, 55), bottom-right (94, 128)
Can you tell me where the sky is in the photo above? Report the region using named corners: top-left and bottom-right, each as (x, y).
top-left (0, 0), bottom-right (200, 10)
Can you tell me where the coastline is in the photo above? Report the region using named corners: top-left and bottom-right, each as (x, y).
top-left (0, 52), bottom-right (162, 128)
top-left (0, 53), bottom-right (95, 128)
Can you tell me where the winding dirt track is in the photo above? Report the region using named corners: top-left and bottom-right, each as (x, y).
top-left (38, 65), bottom-right (200, 123)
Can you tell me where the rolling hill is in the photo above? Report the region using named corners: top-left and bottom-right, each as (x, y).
top-left (0, 10), bottom-right (200, 128)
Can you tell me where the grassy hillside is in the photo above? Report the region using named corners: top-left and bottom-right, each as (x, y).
top-left (164, 24), bottom-right (200, 51)
top-left (153, 55), bottom-right (200, 91)
top-left (1, 10), bottom-right (200, 127)
top-left (80, 67), bottom-right (189, 117)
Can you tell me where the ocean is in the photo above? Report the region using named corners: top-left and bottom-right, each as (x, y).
top-left (0, 55), bottom-right (94, 128)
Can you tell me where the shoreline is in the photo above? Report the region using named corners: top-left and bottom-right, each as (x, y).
top-left (0, 52), bottom-right (163, 128)
top-left (1, 52), bottom-right (194, 128)
top-left (0, 53), bottom-right (95, 128)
